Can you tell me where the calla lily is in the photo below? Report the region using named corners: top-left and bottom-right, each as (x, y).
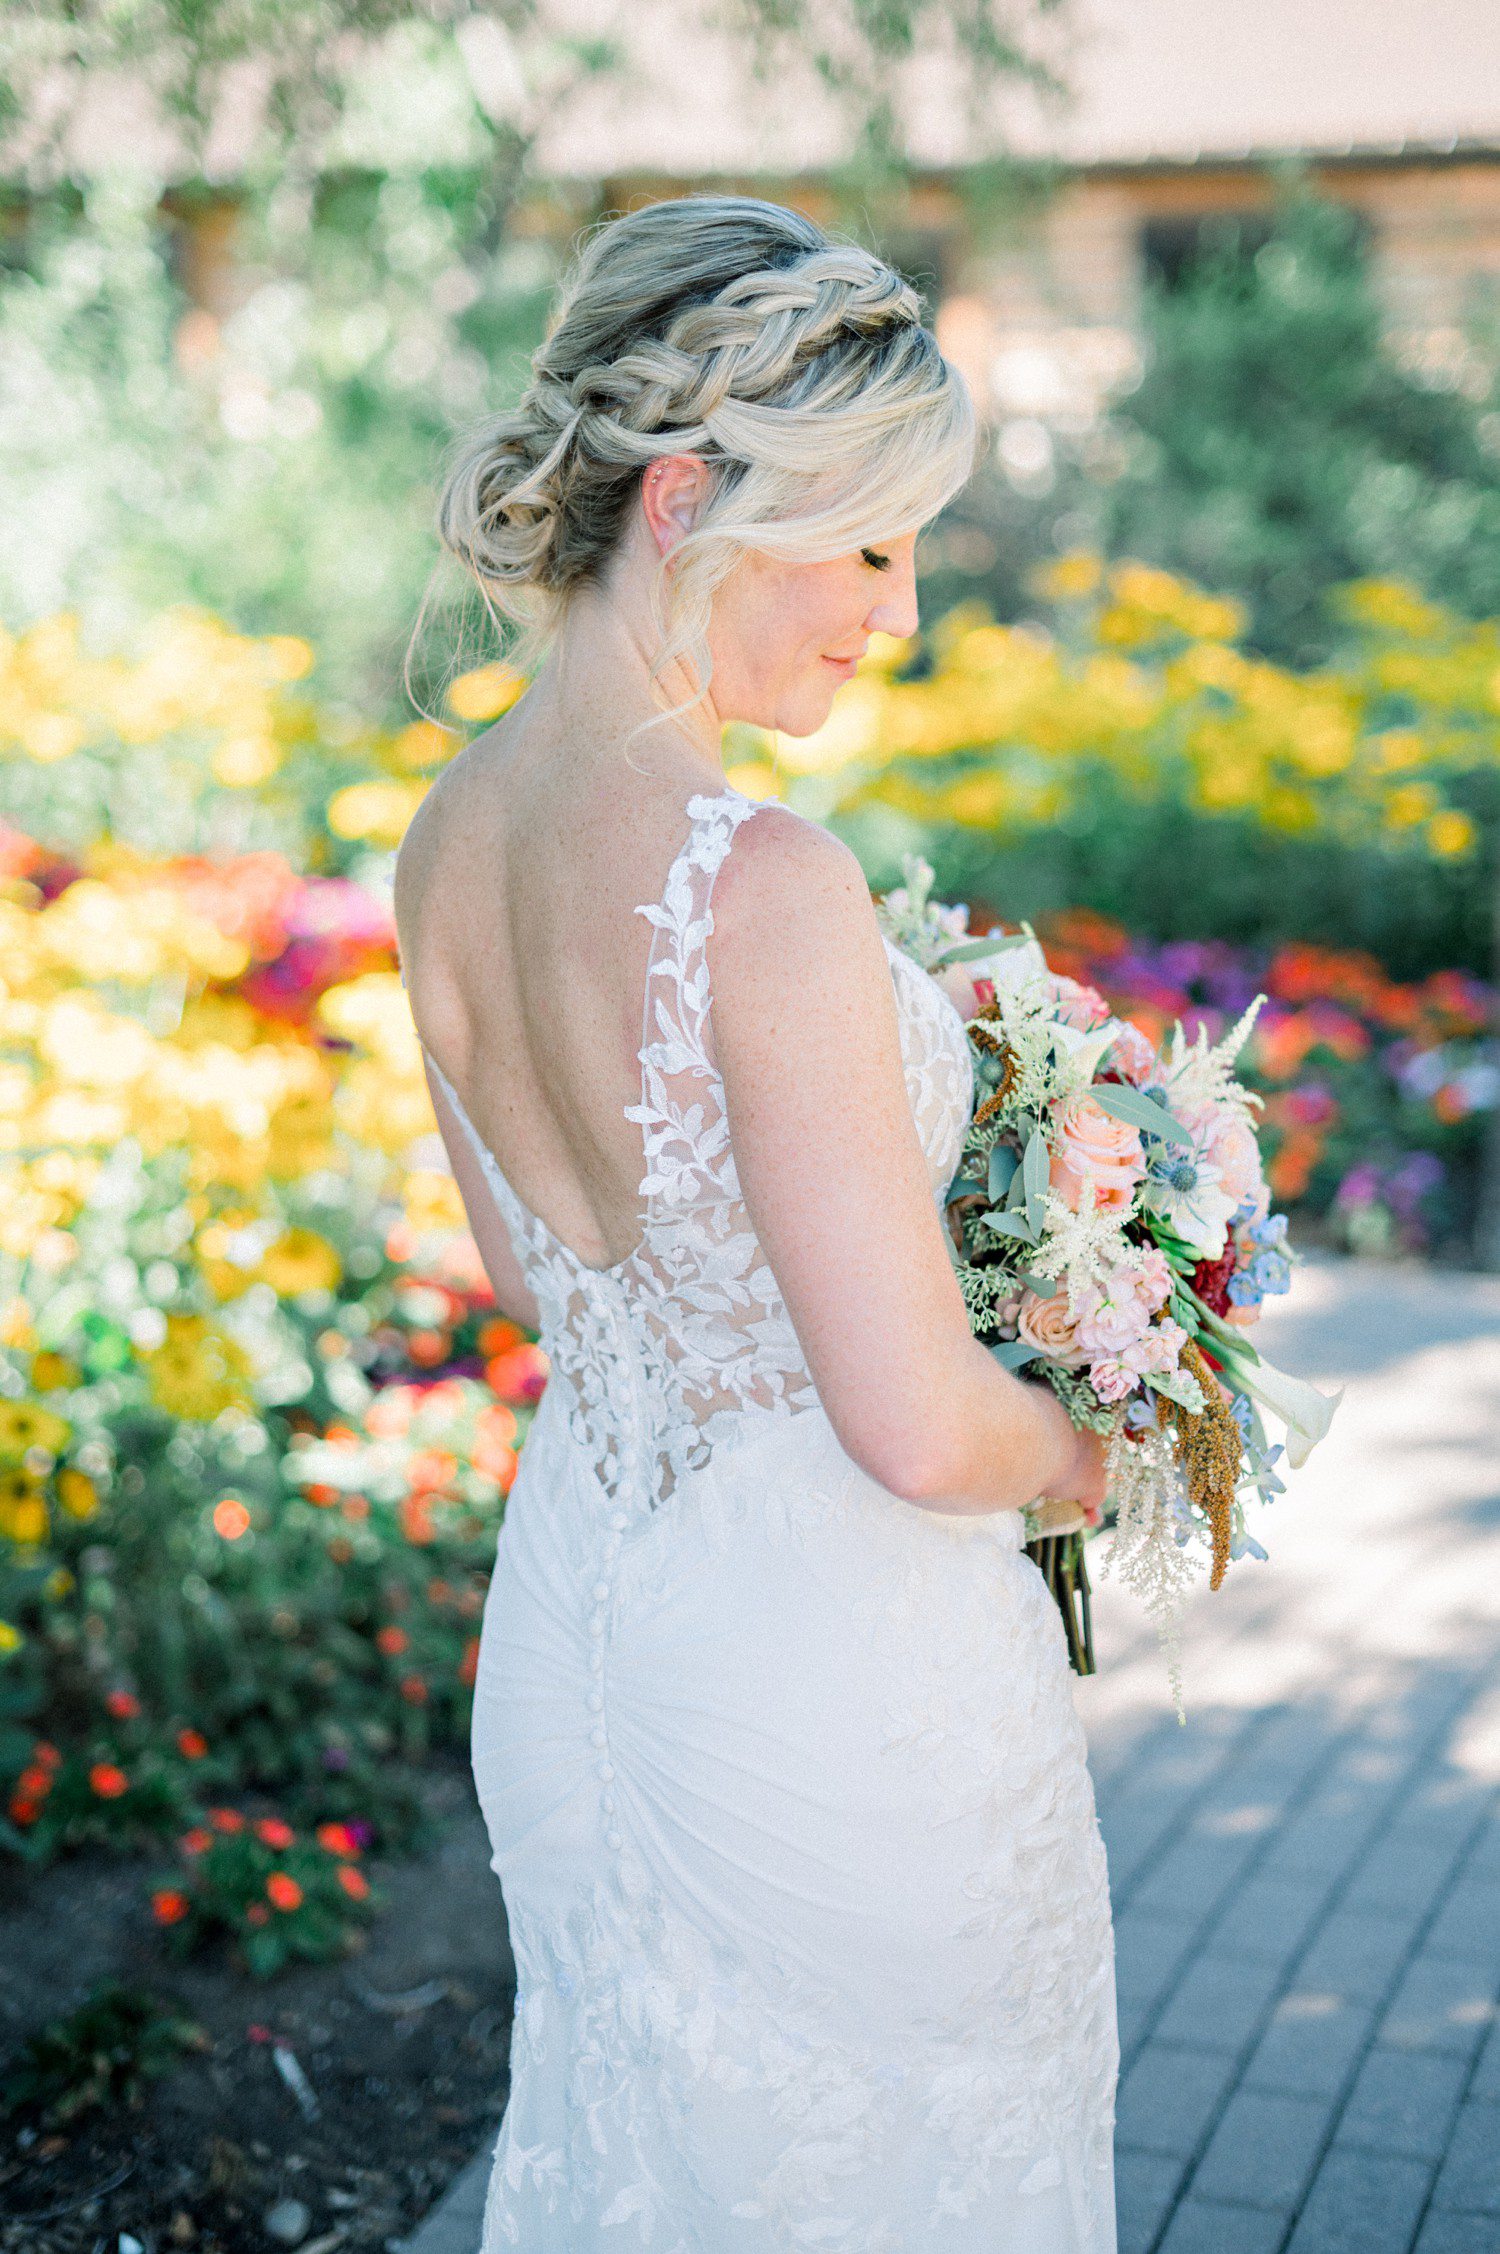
top-left (1221, 1347), bottom-right (1341, 1469)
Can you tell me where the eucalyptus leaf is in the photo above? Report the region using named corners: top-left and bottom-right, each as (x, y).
top-left (990, 1339), bottom-right (1040, 1371)
top-left (1090, 1081), bottom-right (1193, 1148)
top-left (1018, 1270), bottom-right (1059, 1297)
top-left (931, 931), bottom-right (1034, 967)
top-left (983, 1209), bottom-right (1040, 1246)
top-left (1022, 1127), bottom-right (1050, 1233)
top-left (987, 1144), bottom-right (1019, 1201)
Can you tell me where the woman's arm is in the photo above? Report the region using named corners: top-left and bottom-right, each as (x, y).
top-left (708, 807), bottom-right (1106, 1521)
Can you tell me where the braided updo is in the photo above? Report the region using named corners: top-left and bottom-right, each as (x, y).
top-left (428, 193), bottom-right (976, 738)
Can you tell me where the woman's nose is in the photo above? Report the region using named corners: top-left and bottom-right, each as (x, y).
top-left (869, 554), bottom-right (920, 641)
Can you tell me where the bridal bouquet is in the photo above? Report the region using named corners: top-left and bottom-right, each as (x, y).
top-left (875, 857), bottom-right (1340, 1717)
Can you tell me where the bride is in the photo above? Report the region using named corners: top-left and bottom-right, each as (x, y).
top-left (394, 192), bottom-right (1118, 2253)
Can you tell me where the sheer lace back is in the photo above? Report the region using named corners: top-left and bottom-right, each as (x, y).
top-left (423, 785), bottom-right (973, 1511)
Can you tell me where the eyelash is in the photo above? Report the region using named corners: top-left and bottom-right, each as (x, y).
top-left (861, 547), bottom-right (891, 571)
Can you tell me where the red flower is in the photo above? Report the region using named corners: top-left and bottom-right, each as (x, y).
top-left (246, 1903), bottom-right (270, 1927)
top-left (337, 1864), bottom-right (370, 1900)
top-left (254, 1817), bottom-right (295, 1849)
top-left (316, 1821), bottom-right (359, 1858)
top-left (33, 1741), bottom-right (62, 1770)
top-left (266, 1872), bottom-right (303, 1912)
top-left (375, 1624), bottom-right (408, 1656)
top-left (152, 1888), bottom-right (190, 1925)
top-left (89, 1762), bottom-right (129, 1799)
top-left (177, 1727), bottom-right (209, 1760)
top-left (399, 1674), bottom-right (428, 1705)
top-left (16, 1764), bottom-right (53, 1800)
top-left (181, 1826), bottom-right (215, 1855)
top-left (8, 1795), bottom-right (40, 1826)
top-left (106, 1689), bottom-right (141, 1720)
top-left (209, 1806), bottom-right (246, 1833)
top-left (459, 1636), bottom-right (480, 1687)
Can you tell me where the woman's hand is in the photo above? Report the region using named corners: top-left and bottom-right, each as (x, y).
top-left (1031, 1414), bottom-right (1110, 1533)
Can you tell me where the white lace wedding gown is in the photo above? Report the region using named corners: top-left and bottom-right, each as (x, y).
top-left (421, 785), bottom-right (1118, 2253)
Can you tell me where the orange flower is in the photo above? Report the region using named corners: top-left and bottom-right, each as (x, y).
top-left (209, 1806), bottom-right (245, 1833)
top-left (152, 1888), bottom-right (190, 1925)
top-left (459, 1635), bottom-right (480, 1687)
top-left (399, 1674), bottom-right (428, 1705)
top-left (407, 1448), bottom-right (456, 1495)
top-left (336, 1864), bottom-right (370, 1900)
top-left (106, 1689), bottom-right (141, 1720)
top-left (254, 1817), bottom-right (295, 1849)
top-left (316, 1821), bottom-right (359, 1858)
top-left (246, 1902), bottom-right (270, 1926)
top-left (375, 1624), bottom-right (408, 1656)
top-left (181, 1827), bottom-right (215, 1855)
top-left (177, 1727), bottom-right (209, 1760)
top-left (266, 1871), bottom-right (303, 1912)
top-left (89, 1762), bottom-right (129, 1798)
top-left (399, 1492), bottom-right (436, 1546)
top-left (304, 1483), bottom-right (340, 1508)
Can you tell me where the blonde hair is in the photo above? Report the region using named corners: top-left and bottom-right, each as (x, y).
top-left (415, 193), bottom-right (977, 756)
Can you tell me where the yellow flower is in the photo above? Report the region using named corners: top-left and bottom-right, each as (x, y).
top-left (0, 1472), bottom-right (48, 1545)
top-left (0, 1620), bottom-right (22, 1651)
top-left (0, 1401), bottom-right (71, 1462)
top-left (259, 1227), bottom-right (341, 1297)
top-left (326, 780), bottom-right (427, 846)
top-left (55, 1468), bottom-right (99, 1519)
top-left (142, 1315), bottom-right (253, 1423)
top-left (446, 662), bottom-right (528, 722)
top-left (1427, 808), bottom-right (1476, 857)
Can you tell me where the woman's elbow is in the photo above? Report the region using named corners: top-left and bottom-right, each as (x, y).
top-left (838, 1415), bottom-right (964, 1511)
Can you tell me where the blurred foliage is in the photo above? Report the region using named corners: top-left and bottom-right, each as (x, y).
top-left (0, 0), bottom-right (1066, 195)
top-left (1102, 187), bottom-right (1500, 668)
top-left (0, 168), bottom-right (557, 725)
top-left (0, 811), bottom-right (549, 1930)
top-left (761, 558), bottom-right (1500, 981)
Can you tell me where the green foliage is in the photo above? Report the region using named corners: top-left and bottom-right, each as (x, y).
top-left (1105, 187), bottom-right (1500, 666)
top-left (0, 1981), bottom-right (206, 2126)
top-left (0, 171), bottom-right (558, 722)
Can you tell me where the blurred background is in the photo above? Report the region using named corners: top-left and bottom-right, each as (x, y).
top-left (2, 4), bottom-right (1499, 2247)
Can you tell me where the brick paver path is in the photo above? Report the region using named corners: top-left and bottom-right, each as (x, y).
top-left (1088, 1256), bottom-right (1500, 2254)
top-left (398, 1256), bottom-right (1500, 2254)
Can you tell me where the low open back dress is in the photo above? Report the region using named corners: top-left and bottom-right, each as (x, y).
top-left (416, 784), bottom-right (1118, 2253)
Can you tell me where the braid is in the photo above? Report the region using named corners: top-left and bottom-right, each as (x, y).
top-left (427, 192), bottom-right (974, 716)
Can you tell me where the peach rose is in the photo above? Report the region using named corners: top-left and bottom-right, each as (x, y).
top-left (1015, 1289), bottom-right (1089, 1368)
top-left (1049, 1093), bottom-right (1145, 1215)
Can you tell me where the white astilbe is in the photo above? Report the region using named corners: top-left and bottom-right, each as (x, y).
top-left (1161, 995), bottom-right (1266, 1125)
top-left (1030, 1183), bottom-right (1135, 1312)
top-left (1099, 1422), bottom-right (1203, 1724)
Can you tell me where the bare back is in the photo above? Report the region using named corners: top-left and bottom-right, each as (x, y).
top-left (394, 714), bottom-right (737, 1274)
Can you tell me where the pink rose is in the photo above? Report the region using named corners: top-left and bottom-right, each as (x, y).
top-left (1015, 1289), bottom-right (1089, 1367)
top-left (1047, 974), bottom-right (1111, 1032)
top-left (1102, 1020), bottom-right (1158, 1088)
top-left (1087, 1358), bottom-right (1137, 1404)
top-left (1049, 1093), bottom-right (1145, 1215)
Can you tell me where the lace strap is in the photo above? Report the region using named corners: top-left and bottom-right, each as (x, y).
top-left (625, 788), bottom-right (764, 1209)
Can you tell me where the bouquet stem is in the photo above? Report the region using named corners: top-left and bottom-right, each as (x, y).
top-left (1023, 1529), bottom-right (1096, 1675)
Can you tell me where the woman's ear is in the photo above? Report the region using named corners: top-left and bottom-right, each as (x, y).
top-left (641, 453), bottom-right (709, 557)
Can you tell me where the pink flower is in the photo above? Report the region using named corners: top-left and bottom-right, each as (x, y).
top-left (1015, 1290), bottom-right (1089, 1367)
top-left (1176, 1100), bottom-right (1265, 1212)
top-left (1047, 975), bottom-right (1111, 1032)
top-left (1049, 1094), bottom-right (1145, 1215)
top-left (1087, 1314), bottom-right (1190, 1403)
top-left (1102, 1020), bottom-right (1159, 1088)
top-left (1073, 1259), bottom-right (1171, 1359)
